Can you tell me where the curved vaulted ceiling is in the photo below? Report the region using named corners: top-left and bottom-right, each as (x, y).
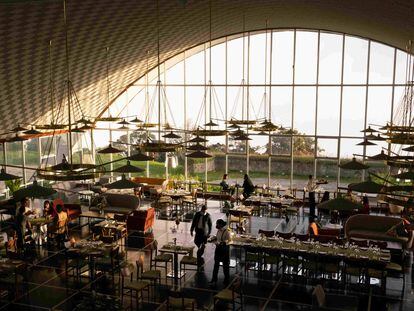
top-left (0, 0), bottom-right (413, 133)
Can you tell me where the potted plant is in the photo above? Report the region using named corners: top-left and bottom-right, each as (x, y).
top-left (5, 179), bottom-right (21, 197)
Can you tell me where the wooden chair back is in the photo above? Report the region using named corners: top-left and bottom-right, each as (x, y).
top-left (258, 229), bottom-right (275, 237)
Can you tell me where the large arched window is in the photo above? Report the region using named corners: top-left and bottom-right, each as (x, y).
top-left (93, 29), bottom-right (409, 190)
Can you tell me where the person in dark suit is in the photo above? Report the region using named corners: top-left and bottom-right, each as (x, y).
top-left (190, 205), bottom-right (212, 271)
top-left (242, 174), bottom-right (255, 199)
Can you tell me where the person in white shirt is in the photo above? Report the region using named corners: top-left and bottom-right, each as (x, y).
top-left (307, 175), bottom-right (317, 217)
top-left (209, 219), bottom-right (230, 286)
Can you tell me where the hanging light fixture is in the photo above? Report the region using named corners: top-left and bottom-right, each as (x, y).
top-left (7, 134), bottom-right (27, 142)
top-left (106, 174), bottom-right (139, 189)
top-left (11, 124), bottom-right (28, 132)
top-left (118, 119), bottom-right (130, 126)
top-left (130, 117), bottom-right (143, 123)
top-left (369, 150), bottom-right (389, 161)
top-left (187, 135), bottom-right (208, 143)
top-left (127, 150), bottom-right (154, 161)
top-left (356, 138), bottom-right (376, 146)
top-left (0, 168), bottom-right (21, 181)
top-left (186, 150), bottom-right (212, 158)
top-left (187, 143), bottom-right (209, 151)
top-left (361, 126), bottom-right (378, 134)
top-left (113, 160), bottom-right (145, 173)
top-left (23, 127), bottom-right (42, 135)
top-left (79, 123), bottom-right (95, 130)
top-left (339, 157), bottom-right (369, 170)
top-left (205, 120), bottom-right (218, 127)
top-left (403, 145), bottom-right (414, 152)
top-left (70, 126), bottom-right (85, 133)
top-left (97, 144), bottom-right (123, 154)
top-left (163, 131), bottom-right (181, 139)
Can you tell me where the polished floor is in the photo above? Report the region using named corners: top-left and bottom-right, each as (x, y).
top-left (0, 201), bottom-right (413, 310)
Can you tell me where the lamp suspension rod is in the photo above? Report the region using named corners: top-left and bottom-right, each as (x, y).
top-left (241, 13), bottom-right (245, 120)
top-left (208, 0), bottom-right (212, 123)
top-left (63, 0), bottom-right (73, 164)
top-left (264, 20), bottom-right (268, 120)
top-left (106, 47), bottom-right (110, 107)
top-left (49, 40), bottom-right (56, 122)
top-left (156, 0), bottom-right (161, 142)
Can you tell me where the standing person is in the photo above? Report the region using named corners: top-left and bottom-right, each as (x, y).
top-left (54, 205), bottom-right (68, 249)
top-left (242, 174), bottom-right (255, 199)
top-left (362, 196), bottom-right (370, 214)
top-left (43, 200), bottom-right (51, 217)
top-left (220, 174), bottom-right (235, 195)
top-left (209, 219), bottom-right (230, 286)
top-left (190, 205), bottom-right (212, 271)
top-left (306, 175), bottom-right (317, 217)
top-left (308, 216), bottom-right (319, 236)
top-left (15, 199), bottom-right (31, 250)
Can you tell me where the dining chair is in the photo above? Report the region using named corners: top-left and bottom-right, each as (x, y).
top-left (244, 245), bottom-right (263, 275)
top-left (120, 264), bottom-right (150, 310)
top-left (293, 233), bottom-right (309, 242)
top-left (275, 232), bottom-right (292, 240)
top-left (65, 248), bottom-right (88, 283)
top-left (281, 249), bottom-right (301, 277)
top-left (136, 258), bottom-right (161, 301)
top-left (385, 261), bottom-right (405, 298)
top-left (94, 246), bottom-right (120, 287)
top-left (167, 289), bottom-right (196, 310)
top-left (213, 276), bottom-right (243, 311)
top-left (150, 240), bottom-right (173, 281)
top-left (312, 284), bottom-right (359, 311)
top-left (343, 257), bottom-right (367, 289)
top-left (262, 248), bottom-right (281, 276)
top-left (182, 189), bottom-right (197, 212)
top-left (349, 239), bottom-right (368, 248)
top-left (320, 254), bottom-right (342, 282)
top-left (258, 229), bottom-right (275, 237)
top-left (365, 260), bottom-right (387, 292)
top-left (180, 255), bottom-right (198, 277)
top-left (301, 252), bottom-right (321, 280)
top-left (368, 241), bottom-right (387, 249)
top-left (0, 263), bottom-right (26, 300)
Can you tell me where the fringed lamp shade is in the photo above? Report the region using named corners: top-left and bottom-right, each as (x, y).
top-left (113, 161), bottom-right (144, 173)
top-left (186, 150), bottom-right (212, 158)
top-left (127, 151), bottom-right (154, 161)
top-left (13, 180), bottom-right (57, 200)
top-left (339, 157), bottom-right (369, 170)
top-left (97, 144), bottom-right (123, 154)
top-left (0, 168), bottom-right (21, 181)
top-left (348, 180), bottom-right (384, 194)
top-left (107, 174), bottom-right (138, 189)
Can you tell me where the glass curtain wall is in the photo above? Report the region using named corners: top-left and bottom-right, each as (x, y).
top-left (96, 29), bottom-right (408, 191)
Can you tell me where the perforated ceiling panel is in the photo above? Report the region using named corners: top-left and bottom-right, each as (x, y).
top-left (0, 0), bottom-right (413, 133)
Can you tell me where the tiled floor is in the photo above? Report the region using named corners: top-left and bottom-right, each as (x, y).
top-left (0, 200), bottom-right (412, 310)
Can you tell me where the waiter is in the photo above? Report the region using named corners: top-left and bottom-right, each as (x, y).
top-left (190, 205), bottom-right (212, 271)
top-left (209, 219), bottom-right (230, 286)
top-left (307, 175), bottom-right (317, 217)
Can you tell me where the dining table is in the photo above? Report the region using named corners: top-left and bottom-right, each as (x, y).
top-left (94, 219), bottom-right (127, 240)
top-left (162, 190), bottom-right (191, 217)
top-left (228, 206), bottom-right (253, 232)
top-left (230, 234), bottom-right (391, 263)
top-left (29, 217), bottom-right (54, 246)
top-left (158, 242), bottom-right (194, 286)
top-left (69, 239), bottom-right (117, 281)
top-left (0, 258), bottom-right (26, 283)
